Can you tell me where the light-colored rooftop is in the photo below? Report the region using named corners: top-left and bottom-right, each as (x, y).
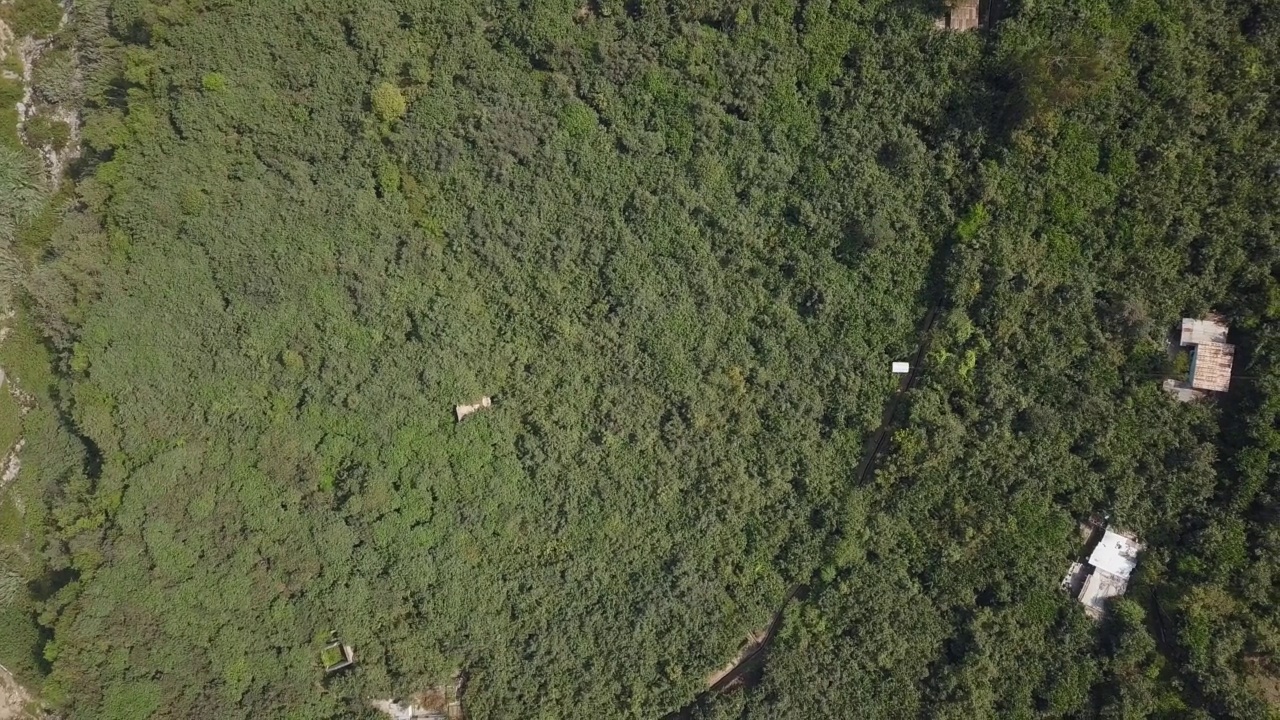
top-left (1190, 342), bottom-right (1234, 392)
top-left (1181, 317), bottom-right (1229, 346)
top-left (935, 0), bottom-right (981, 30)
top-left (1163, 378), bottom-right (1206, 402)
top-left (1175, 316), bottom-right (1234, 394)
top-left (372, 700), bottom-right (449, 720)
top-left (950, 4), bottom-right (980, 30)
top-left (1064, 526), bottom-right (1144, 620)
top-left (455, 396), bottom-right (492, 422)
top-left (1087, 529), bottom-right (1143, 579)
top-left (1078, 567), bottom-right (1130, 619)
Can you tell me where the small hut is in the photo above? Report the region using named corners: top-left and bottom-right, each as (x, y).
top-left (1061, 527), bottom-right (1143, 620)
top-left (935, 0), bottom-right (982, 31)
top-left (321, 638), bottom-right (355, 674)
top-left (1164, 316), bottom-right (1234, 401)
top-left (455, 396), bottom-right (492, 422)
top-left (372, 672), bottom-right (465, 719)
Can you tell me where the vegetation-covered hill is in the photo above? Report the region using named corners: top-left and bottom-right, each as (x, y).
top-left (0, 0), bottom-right (1277, 717)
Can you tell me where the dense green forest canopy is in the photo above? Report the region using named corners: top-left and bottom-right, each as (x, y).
top-left (0, 0), bottom-right (1277, 717)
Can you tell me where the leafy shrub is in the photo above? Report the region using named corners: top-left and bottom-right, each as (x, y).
top-left (23, 115), bottom-right (71, 150)
top-left (1172, 350), bottom-right (1191, 378)
top-left (0, 78), bottom-right (23, 151)
top-left (375, 158), bottom-right (400, 195)
top-left (31, 49), bottom-right (80, 106)
top-left (955, 203), bottom-right (989, 242)
top-left (0, 603), bottom-right (44, 684)
top-left (2, 0), bottom-right (61, 38)
top-left (559, 102), bottom-right (597, 138)
top-left (371, 81), bottom-right (406, 122)
top-left (0, 145), bottom-right (43, 242)
top-left (201, 72), bottom-right (228, 93)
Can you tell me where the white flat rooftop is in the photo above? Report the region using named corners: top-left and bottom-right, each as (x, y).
top-left (1087, 529), bottom-right (1143, 579)
top-left (1181, 317), bottom-right (1229, 346)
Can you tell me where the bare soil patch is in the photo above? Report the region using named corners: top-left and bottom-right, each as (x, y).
top-left (0, 668), bottom-right (38, 720)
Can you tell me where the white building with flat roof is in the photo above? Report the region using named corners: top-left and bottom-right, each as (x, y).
top-left (1062, 527), bottom-right (1143, 619)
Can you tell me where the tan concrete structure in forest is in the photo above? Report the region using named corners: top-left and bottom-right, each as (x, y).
top-left (935, 0), bottom-right (982, 31)
top-left (455, 396), bottom-right (492, 422)
top-left (1164, 315), bottom-right (1234, 401)
top-left (372, 674), bottom-right (465, 720)
top-left (1061, 527), bottom-right (1143, 620)
top-left (321, 639), bottom-right (355, 673)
